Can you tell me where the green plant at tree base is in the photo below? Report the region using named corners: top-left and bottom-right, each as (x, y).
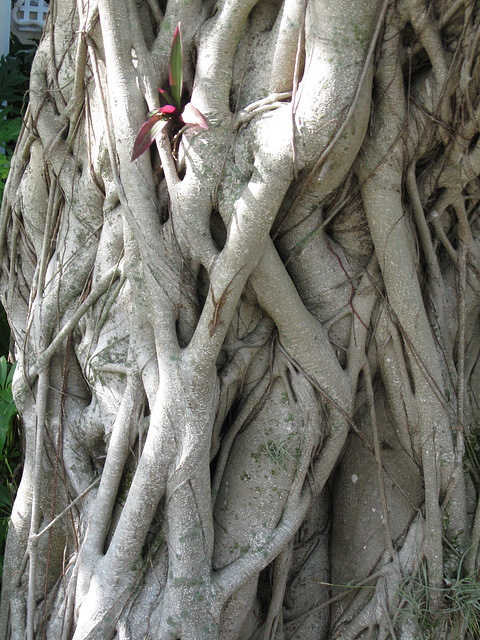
top-left (0, 356), bottom-right (18, 581)
top-left (398, 557), bottom-right (480, 639)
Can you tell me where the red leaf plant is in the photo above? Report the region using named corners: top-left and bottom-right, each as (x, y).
top-left (131, 22), bottom-right (209, 162)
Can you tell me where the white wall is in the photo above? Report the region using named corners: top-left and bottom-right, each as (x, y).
top-left (0, 0), bottom-right (12, 56)
top-left (9, 1), bottom-right (49, 48)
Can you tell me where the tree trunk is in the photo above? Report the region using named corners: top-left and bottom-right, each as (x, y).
top-left (1, 1), bottom-right (479, 638)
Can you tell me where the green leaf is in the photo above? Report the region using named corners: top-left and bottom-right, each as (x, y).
top-left (0, 114), bottom-right (22, 149)
top-left (0, 357), bottom-right (7, 389)
top-left (0, 386), bottom-right (13, 405)
top-left (0, 484), bottom-right (11, 509)
top-left (0, 55), bottom-right (29, 105)
top-left (158, 87), bottom-right (175, 108)
top-left (169, 23), bottom-right (183, 111)
top-left (0, 425), bottom-right (6, 457)
top-left (0, 398), bottom-right (16, 424)
top-left (6, 362), bottom-right (15, 387)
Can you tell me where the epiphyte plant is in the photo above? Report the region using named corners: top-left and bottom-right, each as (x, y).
top-left (131, 22), bottom-right (208, 162)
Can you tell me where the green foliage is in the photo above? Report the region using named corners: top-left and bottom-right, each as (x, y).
top-left (0, 357), bottom-right (18, 579)
top-left (261, 437), bottom-right (295, 472)
top-left (0, 34), bottom-right (35, 201)
top-left (0, 34), bottom-right (35, 105)
top-left (256, 432), bottom-right (300, 475)
top-left (398, 559), bottom-right (480, 639)
top-left (0, 106), bottom-right (22, 201)
top-left (0, 358), bottom-right (17, 449)
top-left (0, 306), bottom-right (9, 357)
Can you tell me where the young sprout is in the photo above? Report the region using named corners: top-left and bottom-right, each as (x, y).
top-left (131, 23), bottom-right (208, 162)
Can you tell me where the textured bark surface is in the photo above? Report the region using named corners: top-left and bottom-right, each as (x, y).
top-left (1, 1), bottom-right (480, 639)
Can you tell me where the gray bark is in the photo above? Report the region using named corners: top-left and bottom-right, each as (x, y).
top-left (1, 0), bottom-right (480, 639)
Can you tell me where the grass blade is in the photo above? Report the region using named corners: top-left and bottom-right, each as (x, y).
top-left (169, 23), bottom-right (183, 111)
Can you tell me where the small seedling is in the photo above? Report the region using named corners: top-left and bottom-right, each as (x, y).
top-left (131, 23), bottom-right (208, 161)
top-left (260, 433), bottom-right (299, 473)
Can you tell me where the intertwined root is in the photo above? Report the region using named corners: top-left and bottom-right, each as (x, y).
top-left (0, 1), bottom-right (479, 639)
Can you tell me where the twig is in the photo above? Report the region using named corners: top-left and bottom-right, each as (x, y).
top-left (456, 240), bottom-right (467, 442)
top-left (209, 264), bottom-right (246, 336)
top-left (261, 543), bottom-right (292, 640)
top-left (42, 333), bottom-right (73, 639)
top-left (211, 358), bottom-right (273, 503)
top-left (406, 167), bottom-right (443, 286)
top-left (6, 209), bottom-right (20, 311)
top-left (363, 359), bottom-right (397, 565)
top-left (32, 477), bottom-right (101, 542)
top-left (82, 371), bottom-right (142, 557)
top-left (145, 0), bottom-right (163, 24)
top-left (272, 566), bottom-right (389, 640)
top-left (26, 367), bottom-right (50, 640)
top-left (234, 92), bottom-right (292, 127)
top-left (28, 263), bottom-right (122, 382)
top-left (291, 6), bottom-right (306, 180)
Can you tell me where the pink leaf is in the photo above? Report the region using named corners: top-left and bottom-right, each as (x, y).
top-left (181, 103), bottom-right (209, 130)
top-left (147, 106), bottom-right (175, 119)
top-left (131, 115), bottom-right (168, 161)
top-left (159, 104), bottom-right (177, 115)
